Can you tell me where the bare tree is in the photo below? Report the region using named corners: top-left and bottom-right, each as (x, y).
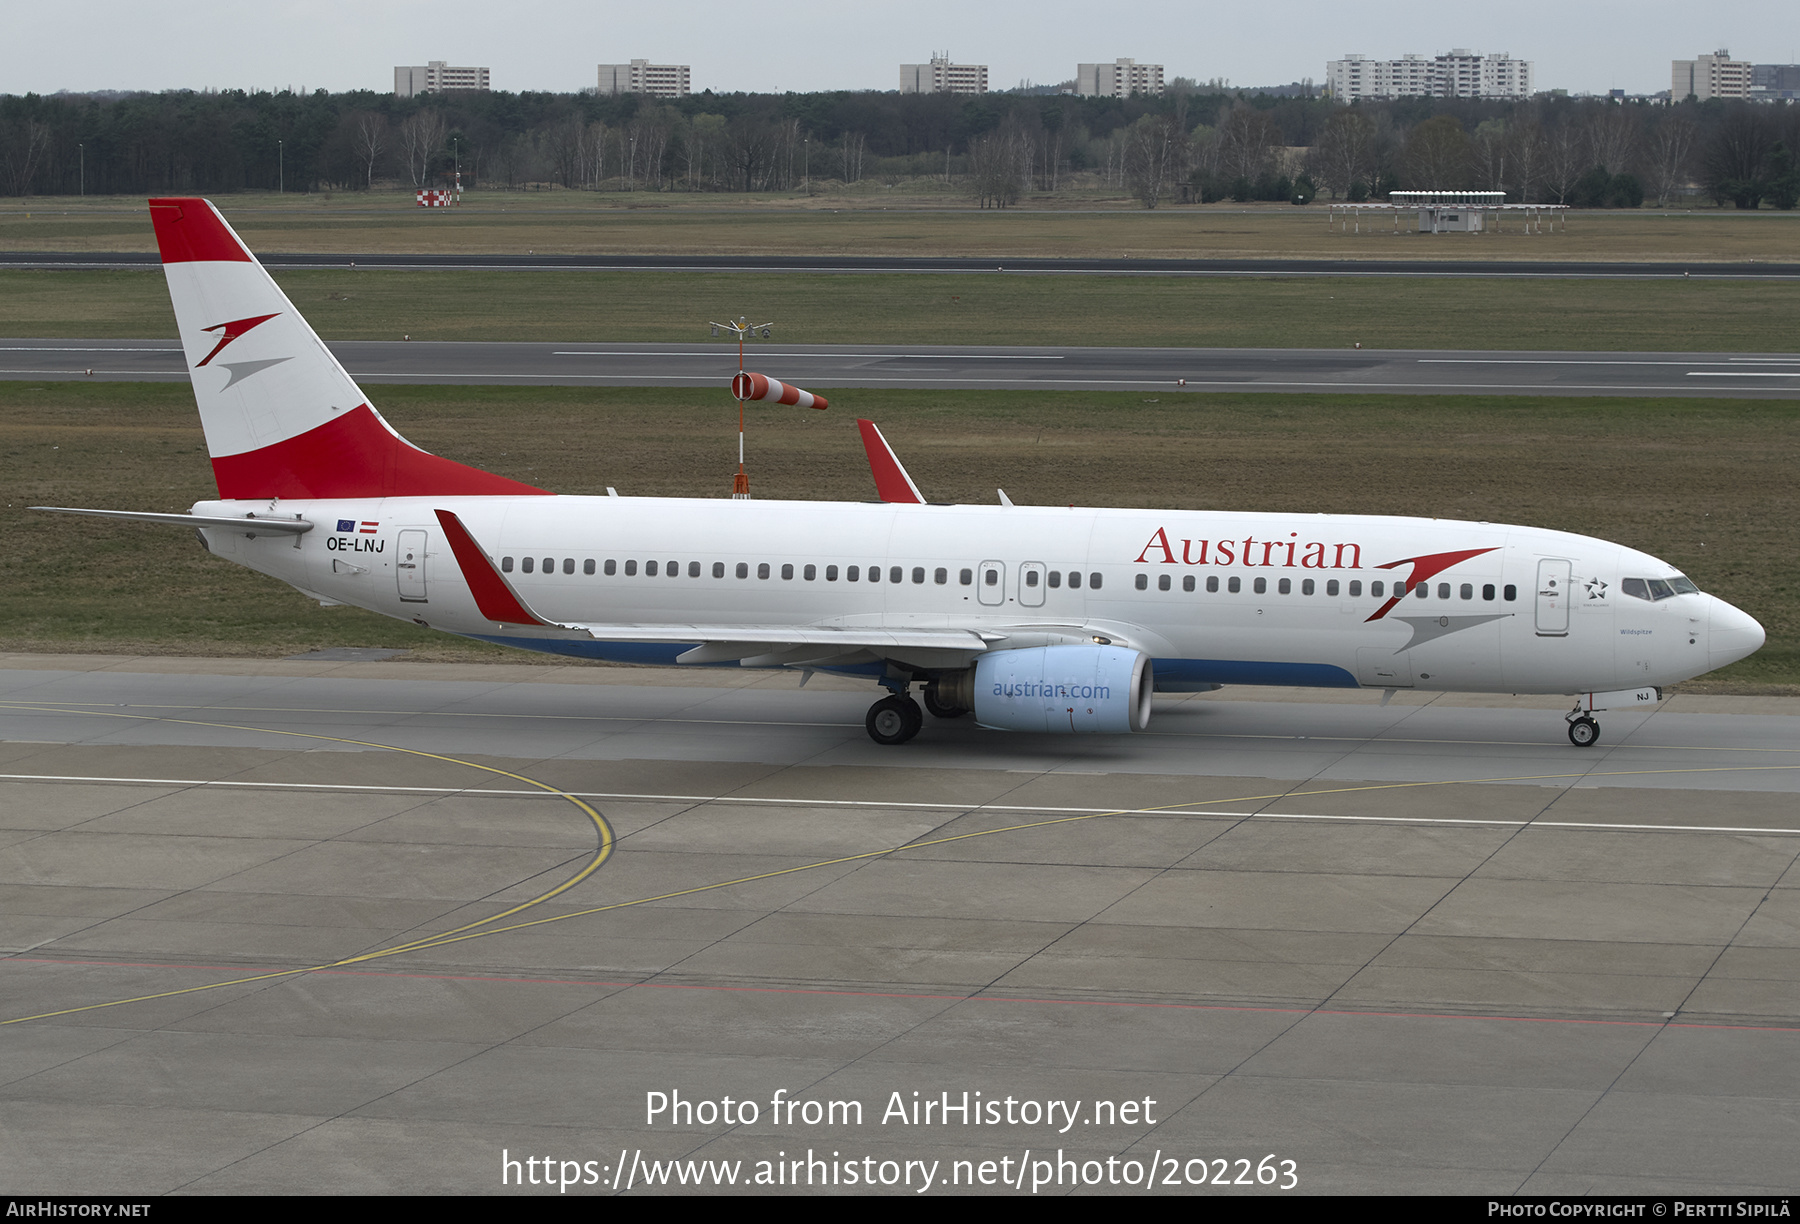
top-left (840, 130), bottom-right (866, 183)
top-left (397, 109), bottom-right (446, 187)
top-left (1123, 113), bottom-right (1185, 208)
top-left (1584, 106), bottom-right (1639, 174)
top-left (351, 112), bottom-right (388, 189)
top-left (1507, 119), bottom-right (1546, 203)
top-left (967, 119), bottom-right (1028, 208)
top-left (1645, 113), bottom-right (1696, 206)
top-left (1216, 104), bottom-right (1280, 182)
top-left (543, 115), bottom-right (584, 188)
top-left (1404, 115), bottom-right (1472, 188)
top-left (1309, 109), bottom-right (1375, 198)
top-left (0, 119), bottom-right (51, 196)
top-left (1471, 119), bottom-right (1509, 193)
top-left (1542, 121), bottom-right (1587, 205)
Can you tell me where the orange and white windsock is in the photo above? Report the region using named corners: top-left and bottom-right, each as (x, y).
top-left (731, 371), bottom-right (828, 410)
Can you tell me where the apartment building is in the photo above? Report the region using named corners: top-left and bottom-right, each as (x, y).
top-left (1327, 50), bottom-right (1532, 100)
top-left (1076, 58), bottom-right (1165, 98)
top-left (597, 60), bottom-right (692, 98)
top-left (899, 54), bottom-right (988, 94)
top-left (393, 61), bottom-right (490, 97)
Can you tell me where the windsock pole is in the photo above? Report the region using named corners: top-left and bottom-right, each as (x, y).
top-left (710, 316), bottom-right (825, 500)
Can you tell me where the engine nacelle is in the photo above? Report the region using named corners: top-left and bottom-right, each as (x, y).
top-left (945, 645), bottom-right (1153, 734)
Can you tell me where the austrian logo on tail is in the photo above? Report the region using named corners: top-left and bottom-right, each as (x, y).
top-left (196, 313), bottom-right (279, 367)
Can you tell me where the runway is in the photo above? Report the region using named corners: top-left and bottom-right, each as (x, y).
top-left (7, 339), bottom-right (1799, 398)
top-left (6, 250), bottom-right (1800, 279)
top-left (4, 655), bottom-right (1798, 1195)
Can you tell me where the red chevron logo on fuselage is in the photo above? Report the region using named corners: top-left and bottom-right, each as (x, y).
top-left (196, 313), bottom-right (279, 367)
top-left (1364, 547), bottom-right (1500, 621)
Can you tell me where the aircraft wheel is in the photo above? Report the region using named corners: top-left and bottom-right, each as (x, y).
top-left (922, 685), bottom-right (969, 719)
top-left (1567, 716), bottom-right (1600, 748)
top-left (867, 695), bottom-right (923, 745)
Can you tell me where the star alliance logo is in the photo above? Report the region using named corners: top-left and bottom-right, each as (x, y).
top-left (1584, 577), bottom-right (1609, 600)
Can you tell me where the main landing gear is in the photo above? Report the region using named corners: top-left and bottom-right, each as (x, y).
top-left (1566, 712), bottom-right (1600, 748)
top-left (866, 694), bottom-right (923, 745)
top-left (866, 679), bottom-right (972, 745)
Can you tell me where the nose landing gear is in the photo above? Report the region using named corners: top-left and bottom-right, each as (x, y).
top-left (1566, 712), bottom-right (1600, 747)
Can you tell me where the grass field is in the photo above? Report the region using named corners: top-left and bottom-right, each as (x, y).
top-left (3, 382), bottom-right (1793, 690)
top-left (3, 192), bottom-right (1796, 263)
top-left (3, 267), bottom-right (1797, 352)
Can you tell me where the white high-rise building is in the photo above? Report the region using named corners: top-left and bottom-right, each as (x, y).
top-left (1672, 51), bottom-right (1751, 101)
top-left (394, 61), bottom-right (490, 97)
top-left (1076, 58), bottom-right (1165, 98)
top-left (1326, 50), bottom-right (1532, 100)
top-left (597, 60), bottom-right (692, 98)
top-left (899, 54), bottom-right (988, 95)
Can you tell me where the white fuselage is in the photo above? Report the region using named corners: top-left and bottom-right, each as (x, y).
top-left (193, 494), bottom-right (1761, 696)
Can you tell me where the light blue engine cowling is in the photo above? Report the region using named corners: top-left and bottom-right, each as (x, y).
top-left (971, 646), bottom-right (1155, 733)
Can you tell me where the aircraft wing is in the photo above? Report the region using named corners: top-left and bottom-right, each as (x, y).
top-left (559, 624), bottom-right (994, 667)
top-left (434, 507), bottom-right (994, 667)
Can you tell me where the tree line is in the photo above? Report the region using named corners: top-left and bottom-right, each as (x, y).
top-left (0, 86), bottom-right (1794, 209)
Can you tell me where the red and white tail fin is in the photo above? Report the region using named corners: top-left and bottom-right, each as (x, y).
top-left (150, 198), bottom-right (546, 500)
top-left (856, 419), bottom-right (925, 504)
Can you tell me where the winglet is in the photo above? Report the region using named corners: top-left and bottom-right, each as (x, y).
top-left (856, 419), bottom-right (925, 504)
top-left (434, 509), bottom-right (554, 626)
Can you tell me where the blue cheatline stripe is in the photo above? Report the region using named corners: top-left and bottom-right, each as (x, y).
top-left (1152, 658), bottom-right (1361, 689)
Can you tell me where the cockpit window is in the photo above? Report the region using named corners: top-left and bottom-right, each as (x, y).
top-left (1623, 575), bottom-right (1699, 602)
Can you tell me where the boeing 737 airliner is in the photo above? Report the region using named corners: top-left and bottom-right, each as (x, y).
top-left (36, 199), bottom-right (1765, 745)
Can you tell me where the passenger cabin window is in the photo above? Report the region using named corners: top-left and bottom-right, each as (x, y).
top-left (584, 559), bottom-right (595, 575)
top-left (1253, 577), bottom-right (1267, 595)
top-left (1370, 581), bottom-right (1382, 597)
top-left (847, 566), bottom-right (859, 581)
top-left (912, 567), bottom-right (925, 584)
top-left (758, 563), bottom-right (771, 579)
top-left (1048, 571), bottom-right (1062, 589)
top-left (501, 557), bottom-right (514, 572)
top-left (1089, 573), bottom-right (1102, 589)
top-left (1183, 576), bottom-right (1195, 592)
top-left (1135, 574), bottom-right (1148, 591)
top-left (646, 561), bottom-right (658, 577)
top-left (542, 557), bottom-right (553, 573)
top-left (522, 557), bottom-right (535, 574)
top-left (1278, 578), bottom-right (1291, 595)
top-left (1068, 571), bottom-right (1082, 589)
top-left (781, 564), bottom-right (794, 580)
top-left (1206, 576), bottom-right (1219, 593)
top-left (1504, 584), bottom-right (1517, 601)
top-left (1228, 577), bottom-right (1241, 593)
top-left (735, 562), bottom-right (748, 579)
top-left (563, 558), bottom-right (575, 575)
top-left (960, 569), bottom-right (973, 585)
top-left (934, 568), bottom-right (947, 585)
top-left (826, 565), bottom-right (839, 581)
top-left (713, 562), bottom-right (725, 578)
top-left (689, 561), bottom-right (701, 578)
top-left (890, 567), bottom-right (903, 584)
top-left (804, 564), bottom-right (816, 581)
top-left (604, 559), bottom-right (617, 576)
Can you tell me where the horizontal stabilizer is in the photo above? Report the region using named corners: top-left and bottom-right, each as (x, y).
top-left (32, 506), bottom-right (313, 534)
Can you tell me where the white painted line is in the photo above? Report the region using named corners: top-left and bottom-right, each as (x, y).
top-left (551, 352), bottom-right (1065, 360)
top-left (3, 773), bottom-right (1798, 835)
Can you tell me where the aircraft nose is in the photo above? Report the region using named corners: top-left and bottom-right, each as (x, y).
top-left (1709, 596), bottom-right (1765, 671)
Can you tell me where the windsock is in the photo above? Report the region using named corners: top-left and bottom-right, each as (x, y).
top-left (731, 371), bottom-right (828, 410)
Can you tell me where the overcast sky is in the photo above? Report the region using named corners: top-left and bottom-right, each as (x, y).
top-left (4, 1), bottom-right (1794, 99)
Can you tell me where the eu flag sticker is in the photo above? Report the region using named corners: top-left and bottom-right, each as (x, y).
top-left (337, 519), bottom-right (355, 533)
